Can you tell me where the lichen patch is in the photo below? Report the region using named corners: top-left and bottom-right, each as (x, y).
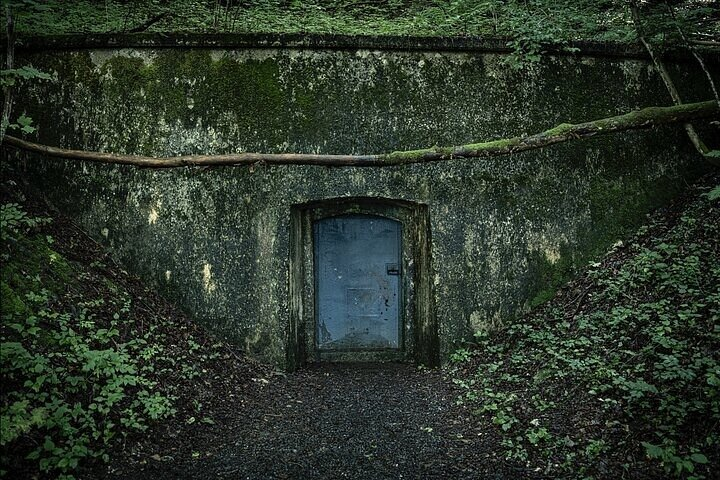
top-left (202, 262), bottom-right (217, 294)
top-left (148, 203), bottom-right (161, 225)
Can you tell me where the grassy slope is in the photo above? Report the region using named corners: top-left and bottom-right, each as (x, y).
top-left (0, 171), bottom-right (267, 479)
top-left (450, 173), bottom-right (720, 479)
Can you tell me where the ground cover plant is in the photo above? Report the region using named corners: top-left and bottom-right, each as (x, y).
top-left (450, 173), bottom-right (720, 479)
top-left (0, 171), bottom-right (265, 479)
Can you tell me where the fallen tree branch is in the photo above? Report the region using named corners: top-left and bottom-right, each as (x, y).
top-left (2, 100), bottom-right (718, 168)
top-left (126, 12), bottom-right (171, 34)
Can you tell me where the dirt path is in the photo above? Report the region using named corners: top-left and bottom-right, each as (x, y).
top-left (108, 363), bottom-right (541, 479)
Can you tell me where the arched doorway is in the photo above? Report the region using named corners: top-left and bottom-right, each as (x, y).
top-left (288, 197), bottom-right (438, 369)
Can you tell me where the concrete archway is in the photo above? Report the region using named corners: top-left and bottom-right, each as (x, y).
top-left (288, 197), bottom-right (438, 369)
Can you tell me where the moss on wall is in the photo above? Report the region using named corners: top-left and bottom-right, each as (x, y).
top-left (1, 234), bottom-right (76, 321)
top-left (9, 45), bottom-right (714, 366)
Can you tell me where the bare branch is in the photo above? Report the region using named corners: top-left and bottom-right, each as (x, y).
top-left (1, 5), bottom-right (15, 144)
top-left (126, 12), bottom-right (171, 34)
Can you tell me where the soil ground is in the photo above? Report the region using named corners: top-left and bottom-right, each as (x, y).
top-left (103, 363), bottom-right (539, 480)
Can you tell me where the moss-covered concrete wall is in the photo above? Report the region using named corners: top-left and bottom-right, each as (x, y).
top-left (8, 40), bottom-right (716, 366)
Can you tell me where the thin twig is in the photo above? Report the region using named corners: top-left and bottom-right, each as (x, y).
top-left (126, 12), bottom-right (171, 34)
top-left (664, 0), bottom-right (720, 109)
top-left (571, 286), bottom-right (593, 318)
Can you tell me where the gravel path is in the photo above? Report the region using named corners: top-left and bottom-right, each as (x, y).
top-left (110, 363), bottom-right (540, 479)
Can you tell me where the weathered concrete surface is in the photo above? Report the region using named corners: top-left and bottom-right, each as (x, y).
top-left (7, 42), bottom-right (716, 366)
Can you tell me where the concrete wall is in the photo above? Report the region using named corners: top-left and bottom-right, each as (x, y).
top-left (8, 36), bottom-right (717, 366)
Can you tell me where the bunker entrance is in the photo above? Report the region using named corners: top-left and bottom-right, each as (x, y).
top-left (314, 215), bottom-right (402, 352)
top-left (288, 197), bottom-right (438, 369)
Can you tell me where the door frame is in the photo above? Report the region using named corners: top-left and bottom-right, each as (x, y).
top-left (288, 197), bottom-right (438, 369)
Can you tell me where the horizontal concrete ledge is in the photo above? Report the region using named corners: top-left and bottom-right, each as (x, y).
top-left (7, 33), bottom-right (720, 63)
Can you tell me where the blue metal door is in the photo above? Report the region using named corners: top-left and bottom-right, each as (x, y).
top-left (314, 215), bottom-right (401, 351)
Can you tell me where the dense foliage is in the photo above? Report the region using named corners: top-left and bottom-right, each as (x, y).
top-left (0, 178), bottom-right (252, 479)
top-left (450, 177), bottom-right (720, 479)
top-left (4, 0), bottom-right (719, 46)
top-left (1, 66), bottom-right (50, 136)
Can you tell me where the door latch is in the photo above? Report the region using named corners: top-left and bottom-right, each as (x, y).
top-left (386, 263), bottom-right (400, 276)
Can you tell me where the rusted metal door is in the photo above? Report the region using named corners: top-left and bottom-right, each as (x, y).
top-left (314, 215), bottom-right (401, 351)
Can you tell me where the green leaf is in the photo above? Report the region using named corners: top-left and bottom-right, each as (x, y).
top-left (690, 453), bottom-right (708, 464)
top-left (706, 185), bottom-right (720, 201)
top-left (18, 66), bottom-right (51, 80)
top-left (43, 436), bottom-right (55, 451)
top-left (17, 114), bottom-right (33, 127)
top-left (642, 441), bottom-right (664, 459)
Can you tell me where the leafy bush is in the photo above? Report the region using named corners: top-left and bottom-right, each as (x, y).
top-left (1, 65), bottom-right (52, 135)
top-left (0, 203), bottom-right (183, 478)
top-left (0, 202), bottom-right (50, 240)
top-left (8, 0), bottom-right (716, 48)
top-left (452, 180), bottom-right (720, 478)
